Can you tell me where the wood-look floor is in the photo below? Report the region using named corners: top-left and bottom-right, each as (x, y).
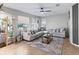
top-left (62, 38), bottom-right (79, 55)
top-left (0, 38), bottom-right (79, 55)
top-left (0, 41), bottom-right (49, 55)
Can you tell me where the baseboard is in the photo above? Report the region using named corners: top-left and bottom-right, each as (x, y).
top-left (70, 42), bottom-right (79, 47)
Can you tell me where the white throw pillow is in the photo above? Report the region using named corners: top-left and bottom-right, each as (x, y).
top-left (43, 31), bottom-right (49, 34)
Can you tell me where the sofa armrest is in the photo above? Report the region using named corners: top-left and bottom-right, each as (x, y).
top-left (22, 32), bottom-right (31, 41)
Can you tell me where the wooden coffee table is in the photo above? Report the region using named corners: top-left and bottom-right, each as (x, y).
top-left (42, 34), bottom-right (53, 44)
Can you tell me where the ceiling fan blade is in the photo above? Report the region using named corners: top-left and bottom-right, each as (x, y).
top-left (45, 10), bottom-right (51, 12)
top-left (40, 10), bottom-right (44, 12)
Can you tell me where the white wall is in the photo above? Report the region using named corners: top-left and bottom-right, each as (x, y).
top-left (69, 7), bottom-right (73, 44)
top-left (46, 13), bottom-right (69, 29)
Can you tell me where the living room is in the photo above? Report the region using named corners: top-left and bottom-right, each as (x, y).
top-left (0, 3), bottom-right (79, 55)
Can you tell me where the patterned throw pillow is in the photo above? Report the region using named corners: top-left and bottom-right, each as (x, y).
top-left (55, 29), bottom-right (57, 32)
top-left (60, 28), bottom-right (64, 32)
top-left (56, 29), bottom-right (59, 33)
top-left (30, 30), bottom-right (34, 35)
top-left (58, 29), bottom-right (60, 32)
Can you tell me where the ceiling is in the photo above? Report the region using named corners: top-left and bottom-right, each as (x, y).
top-left (3, 3), bottom-right (75, 17)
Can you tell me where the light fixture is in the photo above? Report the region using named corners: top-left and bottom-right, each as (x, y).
top-left (41, 12), bottom-right (44, 14)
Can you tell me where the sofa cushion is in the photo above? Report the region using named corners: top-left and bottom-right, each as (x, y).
top-left (60, 28), bottom-right (64, 32)
top-left (43, 31), bottom-right (49, 34)
top-left (30, 30), bottom-right (34, 35)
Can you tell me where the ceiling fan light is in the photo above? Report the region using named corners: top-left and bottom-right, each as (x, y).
top-left (41, 12), bottom-right (44, 14)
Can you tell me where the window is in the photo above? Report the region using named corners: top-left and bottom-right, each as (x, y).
top-left (17, 16), bottom-right (30, 30)
top-left (0, 11), bottom-right (13, 37)
top-left (41, 18), bottom-right (46, 27)
top-left (31, 17), bottom-right (39, 30)
top-left (18, 16), bottom-right (29, 24)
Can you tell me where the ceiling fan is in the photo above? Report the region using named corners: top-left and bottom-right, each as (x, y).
top-left (40, 7), bottom-right (52, 13)
top-left (39, 4), bottom-right (60, 13)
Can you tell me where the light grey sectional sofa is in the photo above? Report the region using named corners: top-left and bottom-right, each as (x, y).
top-left (22, 30), bottom-right (44, 41)
top-left (22, 28), bottom-right (66, 41)
top-left (47, 28), bottom-right (66, 38)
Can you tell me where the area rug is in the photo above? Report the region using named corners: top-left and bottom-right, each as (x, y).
top-left (26, 37), bottom-right (64, 55)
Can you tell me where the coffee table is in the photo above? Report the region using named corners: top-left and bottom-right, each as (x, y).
top-left (42, 34), bottom-right (53, 44)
